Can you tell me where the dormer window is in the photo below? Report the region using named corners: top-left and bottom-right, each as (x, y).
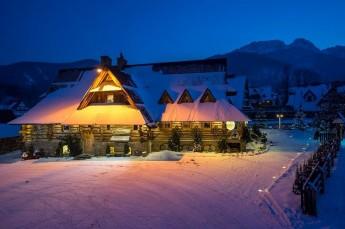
top-left (304, 90), bottom-right (316, 102)
top-left (200, 88), bottom-right (216, 103)
top-left (158, 90), bottom-right (173, 104)
top-left (178, 89), bottom-right (193, 104)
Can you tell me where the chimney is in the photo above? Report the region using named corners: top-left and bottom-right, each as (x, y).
top-left (117, 52), bottom-right (127, 70)
top-left (100, 56), bottom-right (112, 67)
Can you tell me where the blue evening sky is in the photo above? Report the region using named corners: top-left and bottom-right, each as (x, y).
top-left (0, 0), bottom-right (344, 64)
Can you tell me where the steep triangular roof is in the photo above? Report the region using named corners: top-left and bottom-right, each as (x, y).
top-left (10, 68), bottom-right (149, 125)
top-left (78, 69), bottom-right (138, 109)
top-left (177, 89), bottom-right (194, 104)
top-left (158, 90), bottom-right (174, 104)
top-left (200, 88), bottom-right (216, 103)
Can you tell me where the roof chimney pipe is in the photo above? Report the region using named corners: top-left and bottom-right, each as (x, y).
top-left (100, 56), bottom-right (112, 67)
top-left (117, 52), bottom-right (128, 70)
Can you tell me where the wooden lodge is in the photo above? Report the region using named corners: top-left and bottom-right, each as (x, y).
top-left (10, 56), bottom-right (249, 156)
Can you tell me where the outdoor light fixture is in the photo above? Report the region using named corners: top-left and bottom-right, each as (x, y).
top-left (97, 68), bottom-right (102, 73)
top-left (226, 121), bottom-right (236, 130)
top-left (276, 114), bottom-right (284, 129)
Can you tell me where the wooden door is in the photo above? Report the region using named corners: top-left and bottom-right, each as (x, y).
top-left (82, 131), bottom-right (94, 154)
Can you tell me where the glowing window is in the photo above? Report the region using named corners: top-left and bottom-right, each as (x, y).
top-left (62, 145), bottom-right (70, 156)
top-left (107, 94), bottom-right (114, 103)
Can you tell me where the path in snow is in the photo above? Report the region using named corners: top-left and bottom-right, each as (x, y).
top-left (0, 129), bottom-right (316, 229)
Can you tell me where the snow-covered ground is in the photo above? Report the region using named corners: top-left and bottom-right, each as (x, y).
top-left (0, 129), bottom-right (343, 229)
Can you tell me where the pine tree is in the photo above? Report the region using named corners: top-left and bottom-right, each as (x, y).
top-left (192, 127), bottom-right (202, 152)
top-left (168, 127), bottom-right (182, 152)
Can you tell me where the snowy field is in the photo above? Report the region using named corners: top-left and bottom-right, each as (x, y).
top-left (0, 129), bottom-right (343, 229)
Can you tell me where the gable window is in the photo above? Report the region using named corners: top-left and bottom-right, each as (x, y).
top-left (304, 91), bottom-right (316, 102)
top-left (178, 89), bottom-right (193, 104)
top-left (158, 90), bottom-right (174, 104)
top-left (78, 70), bottom-right (137, 109)
top-left (107, 94), bottom-right (114, 103)
top-left (200, 88), bottom-right (216, 103)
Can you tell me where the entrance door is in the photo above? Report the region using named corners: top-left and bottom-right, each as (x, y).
top-left (82, 130), bottom-right (94, 154)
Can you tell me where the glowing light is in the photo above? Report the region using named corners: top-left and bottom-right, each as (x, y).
top-left (226, 121), bottom-right (236, 130)
top-left (62, 145), bottom-right (70, 156)
top-left (282, 166), bottom-right (286, 169)
top-left (258, 189), bottom-right (263, 192)
top-left (97, 68), bottom-right (102, 73)
top-left (272, 176), bottom-right (276, 179)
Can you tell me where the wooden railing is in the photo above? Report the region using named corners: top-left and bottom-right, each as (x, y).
top-left (292, 139), bottom-right (340, 216)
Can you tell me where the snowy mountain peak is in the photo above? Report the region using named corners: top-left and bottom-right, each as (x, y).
top-left (289, 38), bottom-right (320, 52)
top-left (236, 40), bottom-right (286, 54)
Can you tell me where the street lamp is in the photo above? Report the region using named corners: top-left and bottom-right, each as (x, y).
top-left (276, 114), bottom-right (284, 129)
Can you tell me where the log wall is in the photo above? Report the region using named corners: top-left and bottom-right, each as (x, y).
top-left (21, 121), bottom-right (246, 156)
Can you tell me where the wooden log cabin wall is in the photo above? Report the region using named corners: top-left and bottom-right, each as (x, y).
top-left (21, 121), bottom-right (246, 156)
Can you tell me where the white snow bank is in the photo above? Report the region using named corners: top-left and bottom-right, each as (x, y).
top-left (140, 150), bottom-right (183, 161)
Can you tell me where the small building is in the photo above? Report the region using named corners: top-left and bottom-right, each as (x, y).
top-left (287, 84), bottom-right (329, 114)
top-left (318, 84), bottom-right (345, 121)
top-left (249, 86), bottom-right (278, 108)
top-left (226, 75), bottom-right (250, 111)
top-left (10, 56), bottom-right (249, 155)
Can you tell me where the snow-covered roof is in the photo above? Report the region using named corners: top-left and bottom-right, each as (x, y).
top-left (10, 70), bottom-right (98, 124)
top-left (161, 100), bottom-right (249, 122)
top-left (336, 85), bottom-right (345, 94)
top-left (287, 84), bottom-right (329, 112)
top-left (11, 61), bottom-right (249, 125)
top-left (124, 65), bottom-right (248, 121)
top-left (249, 86), bottom-right (275, 100)
top-left (227, 76), bottom-right (246, 109)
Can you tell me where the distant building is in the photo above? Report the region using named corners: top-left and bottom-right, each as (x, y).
top-left (11, 56), bottom-right (249, 155)
top-left (226, 75), bottom-right (250, 111)
top-left (249, 86), bottom-right (278, 108)
top-left (0, 99), bottom-right (28, 123)
top-left (287, 84), bottom-right (329, 114)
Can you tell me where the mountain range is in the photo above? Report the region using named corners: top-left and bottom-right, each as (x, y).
top-left (0, 59), bottom-right (98, 106)
top-left (214, 38), bottom-right (345, 88)
top-left (1, 38), bottom-right (345, 106)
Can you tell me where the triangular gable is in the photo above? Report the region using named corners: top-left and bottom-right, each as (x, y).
top-left (77, 68), bottom-right (152, 123)
top-left (78, 69), bottom-right (138, 110)
top-left (158, 90), bottom-right (174, 104)
top-left (177, 89), bottom-right (193, 104)
top-left (303, 89), bottom-right (316, 102)
top-left (200, 88), bottom-right (216, 103)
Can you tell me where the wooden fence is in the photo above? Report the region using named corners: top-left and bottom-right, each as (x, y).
top-left (293, 139), bottom-right (340, 216)
top-left (319, 131), bottom-right (337, 145)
